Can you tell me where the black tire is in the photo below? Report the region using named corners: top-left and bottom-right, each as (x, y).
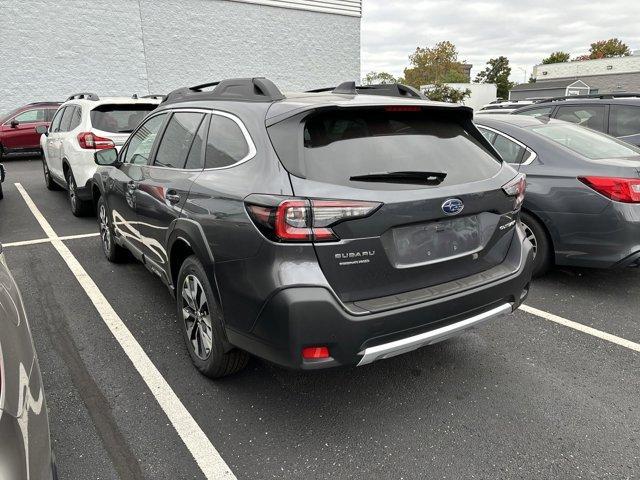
top-left (520, 211), bottom-right (552, 277)
top-left (0, 182), bottom-right (3, 200)
top-left (97, 196), bottom-right (127, 262)
top-left (43, 158), bottom-right (59, 191)
top-left (65, 168), bottom-right (91, 216)
top-left (177, 255), bottom-right (249, 378)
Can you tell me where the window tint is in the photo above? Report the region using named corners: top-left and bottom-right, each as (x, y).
top-left (13, 109), bottom-right (45, 123)
top-left (205, 115), bottom-right (250, 169)
top-left (532, 123), bottom-right (640, 159)
top-left (68, 107), bottom-right (82, 130)
top-left (45, 108), bottom-right (58, 122)
top-left (289, 109), bottom-right (501, 187)
top-left (124, 114), bottom-right (167, 165)
top-left (493, 133), bottom-right (526, 164)
top-left (184, 117), bottom-right (208, 170)
top-left (555, 105), bottom-right (605, 132)
top-left (609, 105), bottom-right (640, 138)
top-left (90, 104), bottom-right (157, 134)
top-left (59, 107), bottom-right (77, 132)
top-left (50, 108), bottom-right (66, 132)
top-left (515, 106), bottom-right (554, 117)
top-left (154, 113), bottom-right (205, 169)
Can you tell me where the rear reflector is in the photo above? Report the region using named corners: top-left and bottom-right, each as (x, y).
top-left (77, 132), bottom-right (115, 150)
top-left (302, 346), bottom-right (330, 359)
top-left (579, 176), bottom-right (640, 203)
top-left (246, 197), bottom-right (381, 243)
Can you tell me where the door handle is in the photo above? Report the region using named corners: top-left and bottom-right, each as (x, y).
top-left (165, 191), bottom-right (181, 204)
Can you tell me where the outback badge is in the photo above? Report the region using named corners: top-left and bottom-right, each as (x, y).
top-left (441, 198), bottom-right (464, 216)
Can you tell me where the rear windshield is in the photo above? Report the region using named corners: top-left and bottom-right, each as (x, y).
top-left (532, 123), bottom-right (640, 159)
top-left (297, 109), bottom-right (501, 187)
top-left (90, 104), bottom-right (157, 133)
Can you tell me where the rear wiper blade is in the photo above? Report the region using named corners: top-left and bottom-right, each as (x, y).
top-left (349, 171), bottom-right (447, 185)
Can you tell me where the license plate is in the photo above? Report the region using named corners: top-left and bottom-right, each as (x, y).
top-left (391, 215), bottom-right (481, 267)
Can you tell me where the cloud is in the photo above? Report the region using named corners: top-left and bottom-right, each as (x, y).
top-left (361, 0), bottom-right (640, 83)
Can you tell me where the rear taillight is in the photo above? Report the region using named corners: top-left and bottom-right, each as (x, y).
top-left (502, 173), bottom-right (526, 210)
top-left (77, 132), bottom-right (115, 150)
top-left (246, 197), bottom-right (381, 242)
top-left (578, 176), bottom-right (640, 203)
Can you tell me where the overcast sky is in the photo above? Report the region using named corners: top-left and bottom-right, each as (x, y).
top-left (361, 0), bottom-right (640, 84)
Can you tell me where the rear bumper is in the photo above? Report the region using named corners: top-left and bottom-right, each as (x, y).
top-left (227, 227), bottom-right (534, 370)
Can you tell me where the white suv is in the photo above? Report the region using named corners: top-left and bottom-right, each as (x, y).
top-left (38, 93), bottom-right (161, 215)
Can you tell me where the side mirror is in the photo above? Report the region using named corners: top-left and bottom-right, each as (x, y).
top-left (10, 120), bottom-right (19, 128)
top-left (94, 148), bottom-right (120, 166)
top-left (35, 125), bottom-right (48, 136)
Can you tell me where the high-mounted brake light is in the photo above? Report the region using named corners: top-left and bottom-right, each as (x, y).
top-left (246, 197), bottom-right (381, 243)
top-left (385, 106), bottom-right (421, 112)
top-left (77, 132), bottom-right (115, 150)
top-left (502, 173), bottom-right (526, 210)
top-left (579, 176), bottom-right (640, 203)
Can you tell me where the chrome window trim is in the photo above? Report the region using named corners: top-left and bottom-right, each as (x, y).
top-left (477, 125), bottom-right (538, 166)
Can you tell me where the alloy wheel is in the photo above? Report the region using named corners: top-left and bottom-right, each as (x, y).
top-left (43, 161), bottom-right (50, 185)
top-left (522, 221), bottom-right (538, 259)
top-left (99, 204), bottom-right (111, 255)
top-left (181, 275), bottom-right (213, 360)
top-left (68, 175), bottom-right (77, 210)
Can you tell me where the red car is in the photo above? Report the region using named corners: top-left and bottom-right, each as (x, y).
top-left (0, 102), bottom-right (61, 159)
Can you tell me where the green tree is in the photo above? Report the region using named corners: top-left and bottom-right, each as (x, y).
top-left (542, 51), bottom-right (570, 64)
top-left (402, 41), bottom-right (468, 88)
top-left (588, 38), bottom-right (631, 59)
top-left (424, 84), bottom-right (471, 103)
top-left (474, 56), bottom-right (514, 99)
top-left (362, 71), bottom-right (398, 85)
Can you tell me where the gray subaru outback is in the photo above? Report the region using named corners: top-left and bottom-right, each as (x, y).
top-left (91, 78), bottom-right (534, 378)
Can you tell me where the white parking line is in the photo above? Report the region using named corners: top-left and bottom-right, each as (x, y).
top-left (14, 183), bottom-right (236, 480)
top-left (520, 304), bottom-right (640, 353)
top-left (3, 232), bottom-right (100, 248)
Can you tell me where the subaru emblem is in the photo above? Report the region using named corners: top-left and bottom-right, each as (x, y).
top-left (442, 198), bottom-right (464, 216)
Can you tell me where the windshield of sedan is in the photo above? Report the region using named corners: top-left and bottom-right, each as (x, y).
top-left (532, 123), bottom-right (640, 159)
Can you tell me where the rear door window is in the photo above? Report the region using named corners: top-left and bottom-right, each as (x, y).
top-left (90, 104), bottom-right (157, 134)
top-left (290, 108), bottom-right (501, 187)
top-left (68, 107), bottom-right (82, 131)
top-left (609, 105), bottom-right (640, 138)
top-left (154, 112), bottom-right (205, 169)
top-left (555, 105), bottom-right (606, 132)
top-left (45, 108), bottom-right (58, 122)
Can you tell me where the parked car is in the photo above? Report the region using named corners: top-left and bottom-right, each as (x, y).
top-left (0, 102), bottom-right (61, 160)
top-left (512, 94), bottom-right (640, 147)
top-left (37, 93), bottom-right (162, 216)
top-left (476, 100), bottom-right (534, 115)
top-left (91, 78), bottom-right (533, 378)
top-left (0, 162), bottom-right (5, 200)
top-left (0, 243), bottom-right (57, 479)
top-left (475, 114), bottom-right (640, 276)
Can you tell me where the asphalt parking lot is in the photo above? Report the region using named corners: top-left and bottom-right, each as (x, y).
top-left (1, 158), bottom-right (639, 480)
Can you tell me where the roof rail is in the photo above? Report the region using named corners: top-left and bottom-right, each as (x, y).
top-left (306, 82), bottom-right (425, 99)
top-left (142, 94), bottom-right (166, 100)
top-left (163, 77), bottom-right (285, 104)
top-left (66, 92), bottom-right (100, 101)
top-left (535, 92), bottom-right (640, 103)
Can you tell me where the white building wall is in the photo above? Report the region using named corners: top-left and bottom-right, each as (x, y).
top-left (0, 0), bottom-right (361, 113)
top-left (533, 55), bottom-right (640, 80)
